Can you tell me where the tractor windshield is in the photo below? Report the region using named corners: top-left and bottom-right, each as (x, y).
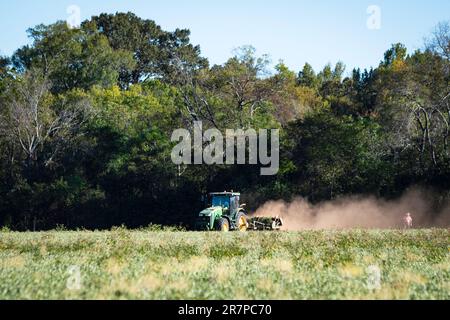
top-left (211, 196), bottom-right (230, 208)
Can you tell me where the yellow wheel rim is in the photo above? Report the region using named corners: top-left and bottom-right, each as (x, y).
top-left (222, 222), bottom-right (229, 232)
top-left (238, 216), bottom-right (248, 232)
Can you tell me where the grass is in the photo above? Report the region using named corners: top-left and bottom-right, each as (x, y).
top-left (0, 229), bottom-right (448, 300)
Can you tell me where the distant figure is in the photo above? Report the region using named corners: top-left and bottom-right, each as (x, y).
top-left (403, 213), bottom-right (413, 229)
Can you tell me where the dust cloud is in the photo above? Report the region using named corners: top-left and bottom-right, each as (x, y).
top-left (252, 188), bottom-right (450, 230)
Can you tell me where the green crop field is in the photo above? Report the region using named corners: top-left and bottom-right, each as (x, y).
top-left (0, 229), bottom-right (449, 300)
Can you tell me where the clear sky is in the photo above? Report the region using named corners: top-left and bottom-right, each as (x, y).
top-left (0, 0), bottom-right (449, 74)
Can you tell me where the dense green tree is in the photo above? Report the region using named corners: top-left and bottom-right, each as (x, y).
top-left (270, 62), bottom-right (324, 123)
top-left (284, 110), bottom-right (393, 201)
top-left (86, 12), bottom-right (208, 86)
top-left (0, 68), bottom-right (93, 230)
top-left (381, 43), bottom-right (408, 69)
top-left (12, 22), bottom-right (135, 93)
top-left (374, 49), bottom-right (449, 177)
top-left (297, 63), bottom-right (318, 88)
top-left (205, 46), bottom-right (278, 129)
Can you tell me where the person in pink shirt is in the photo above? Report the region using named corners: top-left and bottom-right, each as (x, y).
top-left (403, 212), bottom-right (413, 229)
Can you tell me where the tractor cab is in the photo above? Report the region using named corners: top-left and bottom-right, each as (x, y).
top-left (209, 192), bottom-right (240, 216)
top-left (196, 191), bottom-right (248, 231)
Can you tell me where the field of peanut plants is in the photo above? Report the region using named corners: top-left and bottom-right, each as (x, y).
top-left (0, 228), bottom-right (448, 300)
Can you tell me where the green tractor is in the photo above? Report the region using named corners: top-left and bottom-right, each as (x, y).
top-left (195, 192), bottom-right (249, 232)
top-left (195, 191), bottom-right (284, 232)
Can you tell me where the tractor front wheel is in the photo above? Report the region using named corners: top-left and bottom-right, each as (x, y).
top-left (218, 218), bottom-right (230, 232)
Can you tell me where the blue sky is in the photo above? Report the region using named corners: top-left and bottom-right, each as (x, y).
top-left (0, 0), bottom-right (449, 74)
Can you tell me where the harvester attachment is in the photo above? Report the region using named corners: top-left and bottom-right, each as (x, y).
top-left (247, 216), bottom-right (284, 231)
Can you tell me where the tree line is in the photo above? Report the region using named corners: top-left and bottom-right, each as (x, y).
top-left (0, 12), bottom-right (449, 230)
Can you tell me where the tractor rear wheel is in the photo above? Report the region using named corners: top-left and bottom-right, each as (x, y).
top-left (218, 218), bottom-right (230, 232)
top-left (236, 213), bottom-right (248, 232)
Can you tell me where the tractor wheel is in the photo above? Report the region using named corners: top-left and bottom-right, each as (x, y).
top-left (218, 218), bottom-right (230, 232)
top-left (236, 213), bottom-right (248, 232)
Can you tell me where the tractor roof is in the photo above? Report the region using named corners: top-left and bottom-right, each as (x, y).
top-left (209, 192), bottom-right (240, 196)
